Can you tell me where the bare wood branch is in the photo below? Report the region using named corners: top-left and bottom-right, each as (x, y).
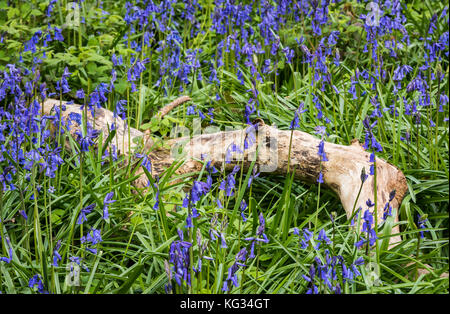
top-left (42, 99), bottom-right (408, 246)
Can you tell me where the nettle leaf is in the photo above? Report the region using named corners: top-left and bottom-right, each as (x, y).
top-left (19, 2), bottom-right (31, 15)
top-left (114, 79), bottom-right (128, 94)
top-left (56, 52), bottom-right (81, 67)
top-left (29, 9), bottom-right (43, 17)
top-left (86, 62), bottom-right (98, 75)
top-left (105, 14), bottom-right (125, 27)
top-left (87, 36), bottom-right (100, 47)
top-left (6, 40), bottom-right (22, 50)
top-left (98, 34), bottom-right (114, 47)
top-left (51, 209), bottom-right (65, 225)
top-left (0, 50), bottom-right (9, 62)
top-left (7, 7), bottom-right (20, 19)
top-left (150, 117), bottom-right (160, 133)
top-left (98, 65), bottom-right (111, 76)
top-left (86, 52), bottom-right (113, 66)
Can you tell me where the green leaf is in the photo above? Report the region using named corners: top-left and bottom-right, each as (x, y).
top-left (114, 264), bottom-right (145, 294)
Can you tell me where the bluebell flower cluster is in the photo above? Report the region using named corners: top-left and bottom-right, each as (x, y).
top-left (209, 213), bottom-right (228, 249)
top-left (0, 0), bottom-right (447, 295)
top-left (81, 228), bottom-right (103, 254)
top-left (245, 212), bottom-right (269, 259)
top-left (293, 227), bottom-right (313, 249)
top-left (355, 205), bottom-right (378, 249)
top-left (222, 247), bottom-right (247, 292)
top-left (301, 250), bottom-right (364, 294)
top-left (29, 274), bottom-right (48, 294)
top-left (382, 190), bottom-right (396, 221)
top-left (219, 165), bottom-right (240, 196)
top-left (168, 230), bottom-right (193, 287)
top-left (52, 240), bottom-right (62, 267)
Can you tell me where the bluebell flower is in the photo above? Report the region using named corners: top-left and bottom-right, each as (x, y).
top-left (81, 228), bottom-right (103, 254)
top-left (75, 123), bottom-right (100, 153)
top-left (52, 240), bottom-right (62, 267)
top-left (29, 274), bottom-right (48, 294)
top-left (302, 264), bottom-right (319, 294)
top-left (393, 65), bottom-right (413, 81)
top-left (315, 228), bottom-right (332, 249)
top-left (55, 67), bottom-right (71, 94)
top-left (240, 200), bottom-right (248, 222)
top-left (69, 255), bottom-right (89, 272)
top-left (19, 210), bottom-right (28, 220)
top-left (191, 180), bottom-right (210, 203)
top-left (77, 203), bottom-right (95, 225)
top-left (328, 31), bottom-right (340, 46)
top-left (245, 212), bottom-right (269, 258)
top-left (46, 0), bottom-right (58, 17)
top-left (223, 248), bottom-right (247, 292)
top-left (282, 46), bottom-right (294, 64)
top-left (113, 100), bottom-right (127, 120)
top-left (248, 167), bottom-right (260, 188)
top-left (317, 171), bottom-right (324, 183)
top-left (355, 210), bottom-right (378, 248)
top-left (169, 230), bottom-right (193, 287)
top-left (417, 215), bottom-right (428, 239)
top-left (317, 140), bottom-right (328, 162)
top-left (289, 103), bottom-right (307, 129)
top-left (294, 227), bottom-right (313, 249)
top-left (103, 191), bottom-right (116, 219)
top-left (366, 199), bottom-right (375, 208)
top-left (219, 165), bottom-right (240, 196)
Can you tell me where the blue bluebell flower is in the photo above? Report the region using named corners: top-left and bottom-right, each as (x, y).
top-left (77, 203), bottom-right (95, 225)
top-left (103, 191), bottom-right (116, 220)
top-left (417, 215), bottom-right (428, 239)
top-left (52, 240), bottom-right (62, 267)
top-left (29, 274), bottom-right (48, 294)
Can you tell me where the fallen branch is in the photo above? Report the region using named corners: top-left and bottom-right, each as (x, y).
top-left (42, 98), bottom-right (408, 246)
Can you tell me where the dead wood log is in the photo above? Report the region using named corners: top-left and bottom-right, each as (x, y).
top-left (42, 98), bottom-right (408, 246)
top-left (152, 121), bottom-right (408, 246)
